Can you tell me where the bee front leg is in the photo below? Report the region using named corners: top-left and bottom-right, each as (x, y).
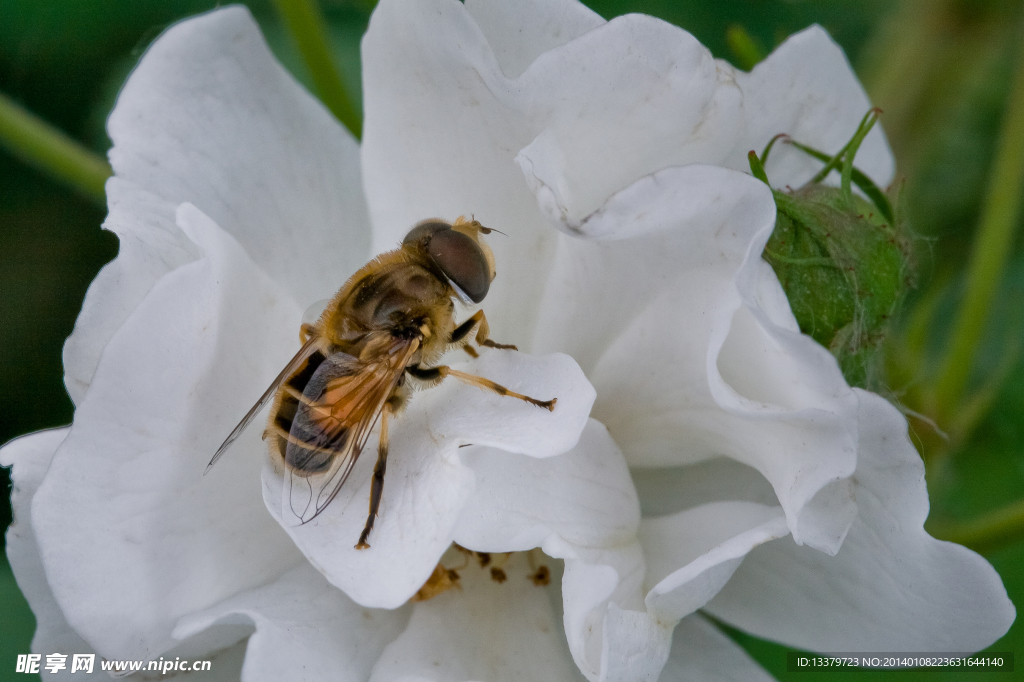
top-left (406, 364), bottom-right (556, 411)
top-left (355, 402), bottom-right (392, 550)
top-left (450, 310), bottom-right (517, 352)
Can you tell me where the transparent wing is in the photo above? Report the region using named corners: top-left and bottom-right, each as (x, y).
top-left (283, 337), bottom-right (419, 524)
top-left (206, 335), bottom-right (323, 473)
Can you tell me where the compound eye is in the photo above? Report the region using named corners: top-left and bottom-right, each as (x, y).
top-left (426, 229), bottom-right (490, 303)
top-left (403, 220), bottom-right (452, 245)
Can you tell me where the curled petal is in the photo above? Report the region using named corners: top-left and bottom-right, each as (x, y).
top-left (531, 163), bottom-right (857, 553)
top-left (713, 261), bottom-right (861, 552)
top-left (262, 350), bottom-right (594, 609)
top-left (65, 6), bottom-right (368, 404)
top-left (31, 204), bottom-right (305, 660)
top-left (705, 390), bottom-right (1017, 651)
top-left (454, 419), bottom-right (638, 550)
top-left (631, 458), bottom-right (779, 519)
top-left (640, 502), bottom-right (789, 622)
top-left (597, 602), bottom-right (673, 682)
top-left (658, 614), bottom-right (774, 682)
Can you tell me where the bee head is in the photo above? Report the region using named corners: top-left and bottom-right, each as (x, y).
top-left (403, 217), bottom-right (495, 304)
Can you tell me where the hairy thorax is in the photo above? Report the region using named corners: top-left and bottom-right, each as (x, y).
top-left (324, 253), bottom-right (456, 366)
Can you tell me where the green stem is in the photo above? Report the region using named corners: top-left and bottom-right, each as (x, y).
top-left (0, 90), bottom-right (111, 206)
top-left (273, 0), bottom-right (362, 139)
top-left (933, 18), bottom-right (1024, 420)
top-left (930, 499), bottom-right (1024, 553)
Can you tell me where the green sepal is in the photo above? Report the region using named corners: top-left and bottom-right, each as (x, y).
top-left (748, 150), bottom-right (770, 184)
top-left (766, 185), bottom-right (911, 387)
top-left (785, 139), bottom-right (895, 225)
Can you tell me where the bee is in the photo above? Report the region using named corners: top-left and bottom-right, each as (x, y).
top-left (207, 217), bottom-right (556, 549)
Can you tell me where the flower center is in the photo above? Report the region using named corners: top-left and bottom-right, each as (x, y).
top-left (411, 545), bottom-right (552, 602)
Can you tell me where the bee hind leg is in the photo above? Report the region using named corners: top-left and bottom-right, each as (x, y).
top-left (355, 403), bottom-right (393, 550)
top-left (450, 310), bottom-right (517, 352)
top-left (407, 364), bottom-right (556, 411)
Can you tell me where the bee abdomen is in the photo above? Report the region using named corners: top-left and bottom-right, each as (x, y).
top-left (268, 349), bottom-right (341, 475)
top-left (285, 417), bottom-right (349, 475)
top-left (286, 349), bottom-right (327, 393)
top-left (276, 349), bottom-right (361, 476)
top-left (273, 393), bottom-right (299, 434)
top-left (268, 402), bottom-right (350, 475)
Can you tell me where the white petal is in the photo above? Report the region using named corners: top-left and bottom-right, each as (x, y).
top-left (513, 18), bottom-right (740, 228)
top-left (2, 429), bottom-right (94, 658)
top-left (540, 165), bottom-right (854, 553)
top-left (713, 260), bottom-right (860, 552)
top-left (529, 164), bottom-right (775, 372)
top-left (454, 420), bottom-right (666, 681)
top-left (361, 0), bottom-right (558, 348)
top-left (494, 9), bottom-right (868, 554)
top-left (63, 182), bottom-right (194, 404)
top-left (107, 6), bottom-right (369, 303)
top-left (659, 614), bottom-right (775, 682)
top-left (174, 564), bottom-right (409, 682)
top-left (705, 390), bottom-right (1017, 651)
top-left (454, 419), bottom-right (638, 551)
top-left (263, 350), bottom-right (594, 609)
top-left (598, 602), bottom-right (673, 682)
top-left (513, 20), bottom-right (890, 228)
top-left (557, 544), bottom-right (671, 682)
top-left (65, 6), bottom-right (368, 403)
top-left (32, 205), bottom-right (305, 660)
top-left (631, 458), bottom-right (778, 519)
top-left (106, 640), bottom-right (249, 681)
top-left (4, 427), bottom-right (249, 682)
top-left (464, 0), bottom-right (604, 79)
top-left (541, 166), bottom-right (856, 553)
top-left (3, 431), bottom-right (251, 680)
top-left (368, 553), bottom-right (581, 682)
top-left (640, 502), bottom-right (788, 622)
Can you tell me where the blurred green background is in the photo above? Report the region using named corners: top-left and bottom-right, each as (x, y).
top-left (1, 0), bottom-right (1022, 679)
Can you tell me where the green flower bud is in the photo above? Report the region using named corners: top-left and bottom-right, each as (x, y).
top-left (750, 110), bottom-right (913, 388)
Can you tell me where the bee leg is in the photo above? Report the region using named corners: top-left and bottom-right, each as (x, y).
top-left (299, 323), bottom-right (316, 344)
top-left (450, 313), bottom-right (483, 357)
top-left (407, 364), bottom-right (556, 411)
top-left (355, 403), bottom-right (392, 550)
top-left (450, 310), bottom-right (517, 351)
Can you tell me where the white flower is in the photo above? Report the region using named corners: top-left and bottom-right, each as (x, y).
top-left (2, 1), bottom-right (1015, 681)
